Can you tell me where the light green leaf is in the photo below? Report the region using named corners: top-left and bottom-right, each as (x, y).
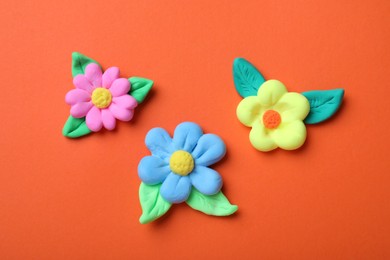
top-left (186, 188), bottom-right (238, 216)
top-left (72, 52), bottom-right (101, 77)
top-left (129, 77), bottom-right (153, 103)
top-left (62, 115), bottom-right (92, 138)
top-left (139, 183), bottom-right (171, 224)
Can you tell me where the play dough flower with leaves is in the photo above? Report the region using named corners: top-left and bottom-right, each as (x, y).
top-left (233, 58), bottom-right (345, 152)
top-left (63, 52), bottom-right (153, 138)
top-left (66, 63), bottom-right (137, 132)
top-left (138, 122), bottom-right (237, 224)
top-left (237, 80), bottom-right (310, 151)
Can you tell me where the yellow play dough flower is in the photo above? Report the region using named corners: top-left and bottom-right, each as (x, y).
top-left (236, 80), bottom-right (310, 151)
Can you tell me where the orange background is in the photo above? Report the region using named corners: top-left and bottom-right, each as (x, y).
top-left (1, 0), bottom-right (389, 259)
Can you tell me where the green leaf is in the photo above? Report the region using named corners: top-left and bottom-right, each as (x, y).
top-left (72, 52), bottom-right (101, 77)
top-left (62, 115), bottom-right (92, 138)
top-left (186, 188), bottom-right (238, 216)
top-left (302, 89), bottom-right (344, 124)
top-left (128, 77), bottom-right (153, 104)
top-left (233, 58), bottom-right (265, 98)
top-left (139, 183), bottom-right (171, 224)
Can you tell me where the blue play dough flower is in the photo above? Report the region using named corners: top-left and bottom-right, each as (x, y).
top-left (138, 122), bottom-right (226, 204)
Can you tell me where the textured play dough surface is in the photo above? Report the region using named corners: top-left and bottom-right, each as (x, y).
top-left (1, 1), bottom-right (389, 259)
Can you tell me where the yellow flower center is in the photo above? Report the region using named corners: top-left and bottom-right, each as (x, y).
top-left (169, 150), bottom-right (194, 176)
top-left (91, 88), bottom-right (112, 108)
top-left (262, 109), bottom-right (281, 129)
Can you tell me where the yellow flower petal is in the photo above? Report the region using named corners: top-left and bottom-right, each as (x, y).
top-left (249, 121), bottom-right (277, 151)
top-left (257, 80), bottom-right (287, 107)
top-left (237, 96), bottom-right (262, 127)
top-left (270, 121), bottom-right (307, 150)
top-left (273, 92), bottom-right (310, 122)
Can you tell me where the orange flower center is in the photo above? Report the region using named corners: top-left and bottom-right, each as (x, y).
top-left (262, 110), bottom-right (281, 129)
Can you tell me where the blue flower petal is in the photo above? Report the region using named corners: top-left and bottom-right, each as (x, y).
top-left (145, 127), bottom-right (175, 160)
top-left (192, 134), bottom-right (226, 166)
top-left (173, 122), bottom-right (203, 152)
top-left (190, 166), bottom-right (222, 195)
top-left (138, 156), bottom-right (170, 185)
top-left (160, 173), bottom-right (192, 203)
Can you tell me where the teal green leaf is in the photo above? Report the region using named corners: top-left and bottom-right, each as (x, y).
top-left (139, 183), bottom-right (171, 224)
top-left (186, 188), bottom-right (238, 216)
top-left (302, 89), bottom-right (344, 124)
top-left (62, 115), bottom-right (92, 138)
top-left (72, 52), bottom-right (101, 77)
top-left (128, 77), bottom-right (153, 104)
top-left (233, 58), bottom-right (265, 98)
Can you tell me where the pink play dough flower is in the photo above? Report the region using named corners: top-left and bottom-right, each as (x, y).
top-left (65, 63), bottom-right (138, 132)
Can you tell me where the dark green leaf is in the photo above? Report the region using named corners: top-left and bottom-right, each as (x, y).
top-left (233, 58), bottom-right (265, 98)
top-left (302, 89), bottom-right (344, 124)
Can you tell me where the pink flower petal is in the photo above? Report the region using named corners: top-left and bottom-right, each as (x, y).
top-left (112, 95), bottom-right (138, 109)
top-left (70, 102), bottom-right (93, 118)
top-left (109, 78), bottom-right (130, 97)
top-left (109, 103), bottom-right (134, 121)
top-left (102, 67), bottom-right (120, 88)
top-left (73, 75), bottom-right (94, 93)
top-left (86, 106), bottom-right (103, 132)
top-left (65, 89), bottom-right (91, 105)
top-left (85, 63), bottom-right (102, 87)
top-left (101, 109), bottom-right (116, 130)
